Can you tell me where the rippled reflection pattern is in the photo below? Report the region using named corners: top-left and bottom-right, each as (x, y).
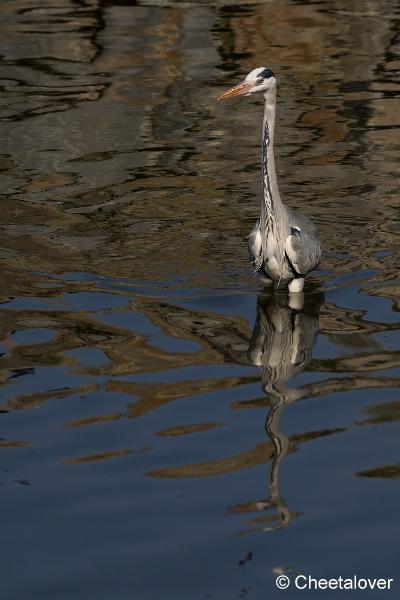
top-left (243, 291), bottom-right (323, 533)
top-left (2, 0), bottom-right (400, 598)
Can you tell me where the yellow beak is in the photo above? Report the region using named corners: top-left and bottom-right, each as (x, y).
top-left (217, 81), bottom-right (253, 100)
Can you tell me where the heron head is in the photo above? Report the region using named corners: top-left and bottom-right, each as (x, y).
top-left (217, 67), bottom-right (276, 100)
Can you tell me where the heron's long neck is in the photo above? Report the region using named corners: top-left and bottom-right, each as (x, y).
top-left (261, 87), bottom-right (284, 229)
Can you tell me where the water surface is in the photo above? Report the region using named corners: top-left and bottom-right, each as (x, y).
top-left (1, 0), bottom-right (400, 598)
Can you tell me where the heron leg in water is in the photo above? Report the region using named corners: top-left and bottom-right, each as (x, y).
top-left (288, 277), bottom-right (304, 293)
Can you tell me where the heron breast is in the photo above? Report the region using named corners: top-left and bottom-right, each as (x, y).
top-left (263, 234), bottom-right (292, 281)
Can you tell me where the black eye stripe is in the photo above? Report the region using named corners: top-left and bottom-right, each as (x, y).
top-left (253, 69), bottom-right (274, 85)
top-left (259, 68), bottom-right (274, 80)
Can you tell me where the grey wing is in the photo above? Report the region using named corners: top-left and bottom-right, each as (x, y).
top-left (285, 208), bottom-right (321, 276)
top-left (248, 219), bottom-right (263, 271)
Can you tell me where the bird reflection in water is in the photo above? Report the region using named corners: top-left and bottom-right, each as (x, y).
top-left (245, 288), bottom-right (323, 532)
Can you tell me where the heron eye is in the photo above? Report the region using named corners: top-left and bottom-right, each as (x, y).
top-left (255, 77), bottom-right (264, 85)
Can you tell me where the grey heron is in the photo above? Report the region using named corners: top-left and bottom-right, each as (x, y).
top-left (218, 67), bottom-right (321, 292)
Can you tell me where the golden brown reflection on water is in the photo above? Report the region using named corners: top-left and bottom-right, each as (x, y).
top-left (1, 0), bottom-right (400, 289)
top-left (2, 0), bottom-right (400, 597)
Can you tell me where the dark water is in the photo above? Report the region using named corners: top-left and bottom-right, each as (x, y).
top-left (2, 0), bottom-right (400, 598)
